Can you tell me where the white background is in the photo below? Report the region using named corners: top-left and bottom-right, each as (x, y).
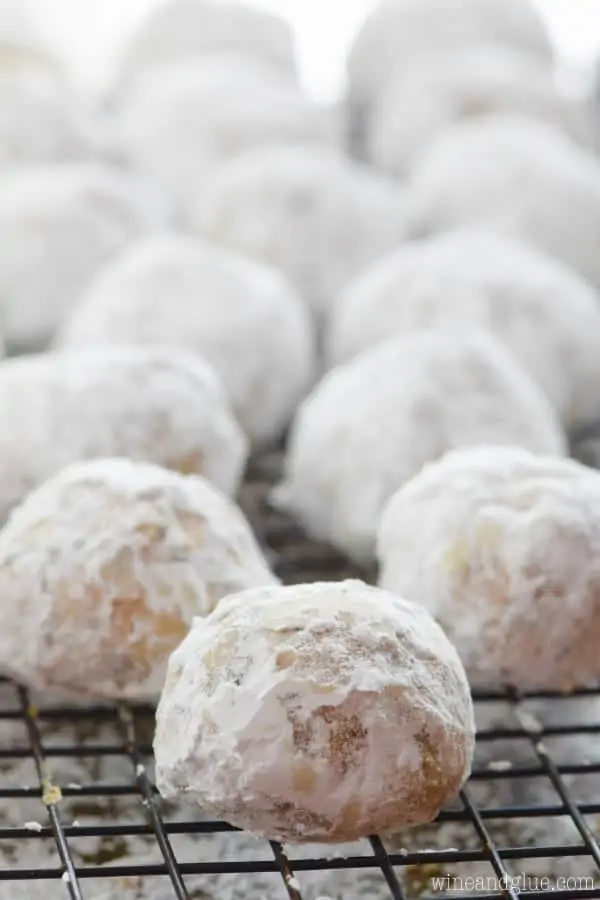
top-left (19, 0), bottom-right (600, 99)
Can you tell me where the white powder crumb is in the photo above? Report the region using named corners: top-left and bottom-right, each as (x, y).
top-left (487, 760), bottom-right (513, 772)
top-left (287, 875), bottom-right (301, 891)
top-left (66, 782), bottom-right (82, 790)
top-left (61, 872), bottom-right (70, 883)
top-left (136, 764), bottom-right (146, 776)
top-left (518, 711), bottom-right (543, 734)
top-left (23, 821), bottom-right (43, 832)
top-left (72, 820), bottom-right (81, 827)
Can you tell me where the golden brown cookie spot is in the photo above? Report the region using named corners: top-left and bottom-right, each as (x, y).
top-left (414, 728), bottom-right (460, 818)
top-left (136, 522), bottom-right (167, 542)
top-left (293, 762), bottom-right (317, 793)
top-left (336, 799), bottom-right (362, 836)
top-left (271, 801), bottom-right (332, 838)
top-left (110, 595), bottom-right (189, 677)
top-left (99, 547), bottom-right (137, 594)
top-left (169, 451), bottom-right (205, 476)
top-left (320, 707), bottom-right (368, 775)
top-left (276, 649), bottom-right (297, 670)
top-left (312, 682), bottom-right (337, 694)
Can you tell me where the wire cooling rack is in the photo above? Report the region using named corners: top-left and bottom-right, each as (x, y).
top-left (1, 449), bottom-right (600, 900)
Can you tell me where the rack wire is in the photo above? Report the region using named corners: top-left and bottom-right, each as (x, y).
top-left (1, 448), bottom-right (600, 899)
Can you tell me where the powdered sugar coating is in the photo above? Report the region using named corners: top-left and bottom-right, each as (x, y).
top-left (407, 114), bottom-right (600, 292)
top-left (114, 59), bottom-right (335, 223)
top-left (115, 0), bottom-right (297, 92)
top-left (0, 70), bottom-right (91, 167)
top-left (0, 162), bottom-right (164, 347)
top-left (378, 446), bottom-right (600, 690)
top-left (346, 0), bottom-right (552, 143)
top-left (192, 143), bottom-right (407, 320)
top-left (56, 234), bottom-right (316, 445)
top-left (274, 329), bottom-right (566, 565)
top-left (0, 345), bottom-right (248, 521)
top-left (367, 45), bottom-right (584, 178)
top-left (0, 458), bottom-right (277, 700)
top-left (0, 0), bottom-right (60, 78)
top-left (155, 579), bottom-right (475, 842)
top-left (328, 229), bottom-right (600, 429)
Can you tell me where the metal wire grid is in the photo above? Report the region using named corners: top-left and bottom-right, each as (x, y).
top-left (0, 450), bottom-right (600, 899)
top-left (3, 680), bottom-right (600, 899)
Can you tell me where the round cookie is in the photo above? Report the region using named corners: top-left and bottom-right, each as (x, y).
top-left (367, 45), bottom-right (585, 178)
top-left (114, 58), bottom-right (334, 222)
top-left (274, 329), bottom-right (566, 564)
top-left (192, 143), bottom-right (407, 321)
top-left (56, 234), bottom-right (316, 445)
top-left (114, 0), bottom-right (297, 93)
top-left (406, 114), bottom-right (600, 292)
top-left (0, 345), bottom-right (248, 522)
top-left (0, 162), bottom-right (163, 348)
top-left (378, 446), bottom-right (600, 691)
top-left (0, 458), bottom-right (277, 701)
top-left (327, 229), bottom-right (600, 429)
top-left (346, 0), bottom-right (552, 148)
top-left (155, 579), bottom-right (475, 842)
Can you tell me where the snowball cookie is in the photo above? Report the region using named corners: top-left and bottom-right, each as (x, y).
top-left (274, 330), bottom-right (566, 565)
top-left (0, 345), bottom-right (248, 521)
top-left (347, 0), bottom-right (552, 124)
top-left (0, 70), bottom-right (91, 167)
top-left (407, 114), bottom-right (600, 292)
top-left (115, 0), bottom-right (296, 93)
top-left (328, 229), bottom-right (600, 430)
top-left (55, 234), bottom-right (315, 445)
top-left (193, 144), bottom-right (407, 321)
top-left (0, 162), bottom-right (164, 349)
top-left (0, 458), bottom-right (277, 700)
top-left (115, 58), bottom-right (334, 222)
top-left (378, 446), bottom-right (600, 691)
top-left (367, 45), bottom-right (585, 178)
top-left (155, 579), bottom-right (475, 842)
